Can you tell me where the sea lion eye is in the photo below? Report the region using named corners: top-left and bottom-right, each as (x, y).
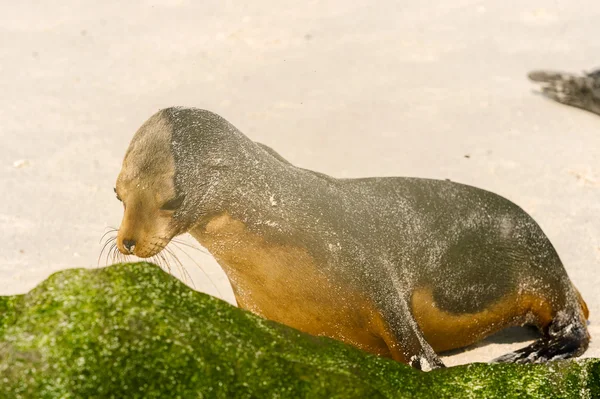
top-left (161, 195), bottom-right (185, 211)
top-left (114, 187), bottom-right (122, 202)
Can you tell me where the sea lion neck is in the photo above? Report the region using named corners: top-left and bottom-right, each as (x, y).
top-left (186, 145), bottom-right (308, 231)
top-left (163, 107), bottom-right (306, 228)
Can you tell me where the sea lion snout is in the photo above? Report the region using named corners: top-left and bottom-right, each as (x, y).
top-left (122, 239), bottom-right (136, 254)
top-left (116, 217), bottom-right (143, 257)
top-left (116, 224), bottom-right (170, 258)
top-left (116, 201), bottom-right (177, 258)
top-left (114, 176), bottom-right (182, 258)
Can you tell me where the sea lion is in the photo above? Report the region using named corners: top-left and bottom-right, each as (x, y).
top-left (114, 107), bottom-right (590, 370)
top-left (529, 68), bottom-right (600, 116)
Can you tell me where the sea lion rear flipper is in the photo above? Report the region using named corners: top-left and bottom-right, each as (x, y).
top-left (491, 297), bottom-right (590, 364)
top-left (528, 69), bottom-right (600, 116)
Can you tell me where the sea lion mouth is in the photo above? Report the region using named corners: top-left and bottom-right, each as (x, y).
top-left (134, 249), bottom-right (161, 258)
top-left (126, 238), bottom-right (171, 258)
top-left (115, 231), bottom-right (172, 258)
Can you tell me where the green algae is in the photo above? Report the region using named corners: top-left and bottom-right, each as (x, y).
top-left (0, 263), bottom-right (597, 398)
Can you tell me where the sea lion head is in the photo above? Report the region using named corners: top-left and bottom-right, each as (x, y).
top-left (115, 107), bottom-right (239, 258)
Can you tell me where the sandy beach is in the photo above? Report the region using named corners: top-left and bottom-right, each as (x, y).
top-left (1, 1), bottom-right (599, 366)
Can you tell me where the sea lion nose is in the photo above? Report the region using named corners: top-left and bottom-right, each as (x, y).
top-left (123, 239), bottom-right (136, 253)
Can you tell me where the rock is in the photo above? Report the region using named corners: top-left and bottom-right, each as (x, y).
top-left (0, 263), bottom-right (598, 398)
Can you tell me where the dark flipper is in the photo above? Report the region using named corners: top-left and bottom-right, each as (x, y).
top-left (492, 308), bottom-right (590, 364)
top-left (528, 69), bottom-right (600, 116)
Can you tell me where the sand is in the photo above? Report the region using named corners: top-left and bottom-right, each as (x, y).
top-left (1, 0), bottom-right (598, 367)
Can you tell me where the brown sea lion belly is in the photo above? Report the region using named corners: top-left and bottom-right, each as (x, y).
top-left (192, 212), bottom-right (400, 359)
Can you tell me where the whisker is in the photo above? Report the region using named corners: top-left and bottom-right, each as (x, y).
top-left (106, 243), bottom-right (116, 266)
top-left (164, 246), bottom-right (195, 289)
top-left (97, 233), bottom-right (221, 297)
top-left (98, 237), bottom-right (117, 266)
top-left (169, 249), bottom-right (193, 284)
top-left (169, 241), bottom-right (223, 298)
top-left (156, 254), bottom-right (172, 275)
top-left (159, 250), bottom-right (180, 280)
top-left (157, 252), bottom-right (169, 271)
top-left (110, 244), bottom-right (128, 265)
top-left (99, 227), bottom-right (118, 244)
top-left (100, 235), bottom-right (116, 249)
top-left (171, 238), bottom-right (209, 255)
top-left (161, 251), bottom-right (186, 284)
top-left (119, 251), bottom-right (128, 264)
top-left (113, 245), bottom-right (122, 265)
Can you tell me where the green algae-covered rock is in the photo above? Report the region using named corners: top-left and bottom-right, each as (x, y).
top-left (0, 263), bottom-right (598, 398)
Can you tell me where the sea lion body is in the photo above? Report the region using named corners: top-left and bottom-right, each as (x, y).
top-left (115, 107), bottom-right (590, 369)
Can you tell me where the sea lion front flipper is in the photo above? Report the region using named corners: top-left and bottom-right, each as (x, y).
top-left (528, 69), bottom-right (600, 116)
top-left (375, 294), bottom-right (445, 370)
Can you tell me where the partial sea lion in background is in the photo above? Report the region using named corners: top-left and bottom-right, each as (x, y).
top-left (529, 68), bottom-right (600, 115)
top-left (114, 107), bottom-right (590, 370)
